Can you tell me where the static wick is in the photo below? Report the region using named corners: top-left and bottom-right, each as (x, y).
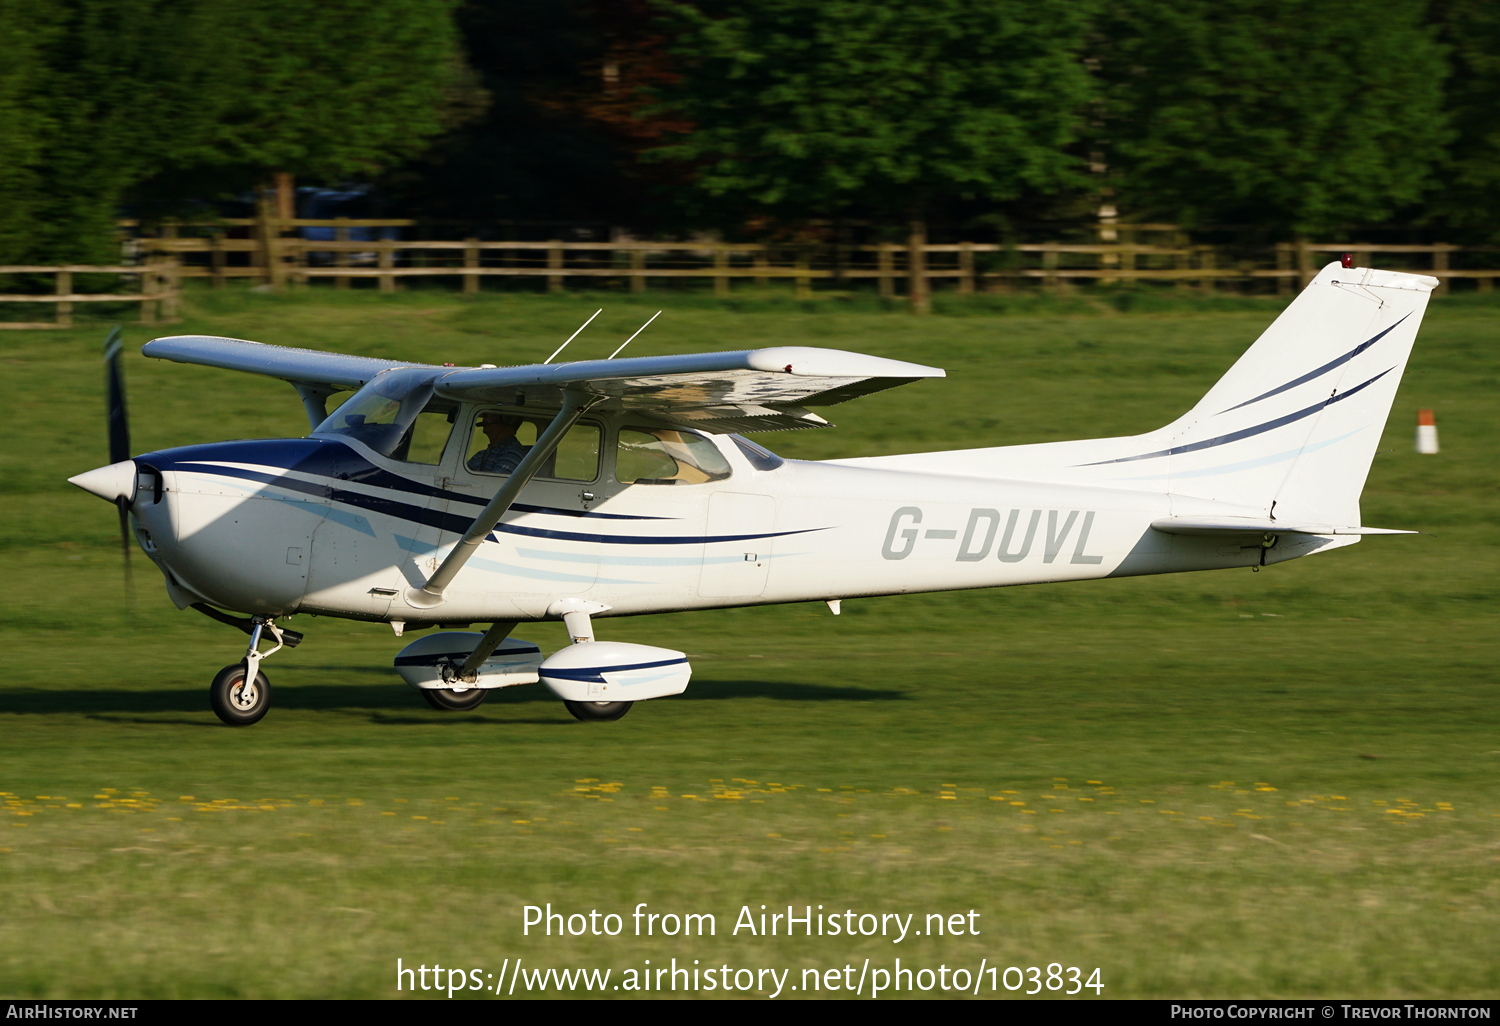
top-left (608, 310), bottom-right (662, 359)
top-left (544, 308), bottom-right (603, 364)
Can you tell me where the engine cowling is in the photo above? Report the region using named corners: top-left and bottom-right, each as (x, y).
top-left (539, 641), bottom-right (691, 703)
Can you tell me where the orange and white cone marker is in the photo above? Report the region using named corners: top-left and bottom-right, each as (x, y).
top-left (1416, 409), bottom-right (1440, 454)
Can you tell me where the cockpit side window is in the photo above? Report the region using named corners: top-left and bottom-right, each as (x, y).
top-left (464, 409), bottom-right (601, 482)
top-left (615, 427), bottom-right (732, 485)
top-left (390, 400), bottom-right (459, 464)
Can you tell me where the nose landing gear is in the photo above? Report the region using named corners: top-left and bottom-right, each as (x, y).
top-left (209, 662), bottom-right (271, 725)
top-left (208, 615), bottom-right (292, 726)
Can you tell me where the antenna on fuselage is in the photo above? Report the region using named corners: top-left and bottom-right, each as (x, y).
top-left (543, 308), bottom-right (602, 364)
top-left (608, 310), bottom-right (661, 359)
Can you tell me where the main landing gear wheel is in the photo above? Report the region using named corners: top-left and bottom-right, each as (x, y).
top-left (422, 688), bottom-right (488, 711)
top-left (563, 700), bottom-right (633, 722)
top-left (209, 663), bottom-right (271, 726)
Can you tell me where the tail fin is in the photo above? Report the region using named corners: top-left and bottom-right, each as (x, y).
top-left (1113, 263), bottom-right (1435, 523)
top-left (833, 262), bottom-right (1434, 528)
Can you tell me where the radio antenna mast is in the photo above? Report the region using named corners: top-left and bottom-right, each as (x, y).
top-left (608, 310), bottom-right (661, 359)
top-left (544, 308), bottom-right (602, 364)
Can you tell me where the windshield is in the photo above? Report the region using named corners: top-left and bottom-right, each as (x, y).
top-left (311, 367), bottom-right (437, 458)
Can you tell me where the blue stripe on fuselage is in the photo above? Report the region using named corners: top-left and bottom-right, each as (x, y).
top-left (146, 438), bottom-right (823, 547)
top-left (138, 437), bottom-right (667, 520)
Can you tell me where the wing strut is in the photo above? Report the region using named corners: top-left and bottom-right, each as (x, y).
top-left (453, 620), bottom-right (519, 682)
top-left (405, 391), bottom-right (589, 609)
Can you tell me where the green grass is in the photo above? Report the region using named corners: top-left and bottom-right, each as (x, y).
top-left (0, 286), bottom-right (1496, 999)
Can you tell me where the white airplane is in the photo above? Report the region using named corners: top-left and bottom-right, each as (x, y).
top-left (69, 260), bottom-right (1431, 726)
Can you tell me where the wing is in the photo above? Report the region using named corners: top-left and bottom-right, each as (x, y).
top-left (141, 336), bottom-right (945, 433)
top-left (433, 347), bottom-right (944, 431)
top-left (142, 335), bottom-right (421, 390)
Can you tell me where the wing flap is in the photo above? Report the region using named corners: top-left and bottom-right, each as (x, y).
top-left (1151, 516), bottom-right (1416, 537)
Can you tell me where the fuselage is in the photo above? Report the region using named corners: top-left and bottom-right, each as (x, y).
top-left (128, 408), bottom-right (1343, 625)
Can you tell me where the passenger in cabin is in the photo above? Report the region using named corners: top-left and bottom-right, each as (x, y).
top-left (467, 413), bottom-right (530, 475)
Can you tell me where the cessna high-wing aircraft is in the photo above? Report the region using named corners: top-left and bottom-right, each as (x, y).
top-left (69, 261), bottom-right (1431, 726)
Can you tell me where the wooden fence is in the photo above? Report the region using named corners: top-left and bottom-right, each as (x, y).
top-left (136, 219), bottom-right (1499, 303)
top-left (0, 263), bottom-right (180, 329)
top-left (5, 220), bottom-right (1497, 325)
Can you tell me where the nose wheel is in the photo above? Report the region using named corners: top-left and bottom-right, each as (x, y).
top-left (210, 663), bottom-right (272, 725)
top-left (207, 615), bottom-right (289, 725)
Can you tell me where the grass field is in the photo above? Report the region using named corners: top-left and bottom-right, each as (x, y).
top-left (0, 287), bottom-right (1496, 999)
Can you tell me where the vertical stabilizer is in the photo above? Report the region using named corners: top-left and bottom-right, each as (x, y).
top-left (829, 262), bottom-right (1434, 531)
top-left (1095, 262), bottom-right (1435, 524)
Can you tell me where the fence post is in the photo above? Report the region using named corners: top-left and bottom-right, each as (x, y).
top-left (1041, 246), bottom-right (1059, 293)
top-left (378, 241), bottom-right (396, 294)
top-left (139, 259), bottom-right (158, 324)
top-left (291, 230), bottom-right (308, 286)
top-left (334, 221), bottom-right (350, 290)
top-left (257, 203), bottom-right (283, 289)
top-left (752, 246), bottom-right (768, 288)
top-left (958, 241), bottom-right (974, 295)
top-left (795, 249), bottom-right (811, 300)
top-left (877, 243), bottom-right (894, 298)
top-left (1433, 244), bottom-right (1450, 296)
top-left (630, 246), bottom-right (646, 294)
top-left (464, 238), bottom-right (480, 295)
top-left (165, 258), bottom-right (181, 321)
top-left (908, 221), bottom-right (929, 314)
top-left (548, 240), bottom-right (564, 293)
top-left (210, 231), bottom-right (226, 289)
top-left (1275, 242), bottom-right (1291, 296)
top-left (253, 186), bottom-right (293, 290)
top-left (1199, 246), bottom-right (1216, 292)
top-left (713, 245), bottom-right (730, 298)
top-left (55, 269), bottom-right (72, 328)
top-left (1100, 239), bottom-right (1119, 287)
top-left (1296, 239), bottom-right (1313, 291)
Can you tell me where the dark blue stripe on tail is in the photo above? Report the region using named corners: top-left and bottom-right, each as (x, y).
top-left (1081, 368), bottom-right (1393, 466)
top-left (1221, 314), bottom-right (1409, 414)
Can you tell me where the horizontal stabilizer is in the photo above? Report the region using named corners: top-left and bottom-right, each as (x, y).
top-left (1151, 516), bottom-right (1416, 537)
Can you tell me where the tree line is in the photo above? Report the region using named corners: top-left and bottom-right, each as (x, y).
top-left (1, 0), bottom-right (1497, 265)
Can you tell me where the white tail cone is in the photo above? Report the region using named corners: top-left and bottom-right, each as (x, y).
top-left (1416, 409), bottom-right (1439, 454)
top-left (67, 460), bottom-right (137, 503)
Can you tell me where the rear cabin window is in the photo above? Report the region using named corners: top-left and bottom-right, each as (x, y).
top-left (615, 427), bottom-right (732, 485)
top-left (464, 410), bottom-right (600, 482)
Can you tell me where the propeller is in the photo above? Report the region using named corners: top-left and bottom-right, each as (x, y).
top-left (102, 325), bottom-right (135, 596)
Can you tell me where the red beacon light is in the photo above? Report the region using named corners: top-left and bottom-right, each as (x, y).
top-left (1340, 253), bottom-right (1354, 268)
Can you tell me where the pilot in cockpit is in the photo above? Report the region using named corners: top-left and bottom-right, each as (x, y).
top-left (467, 412), bottom-right (530, 475)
